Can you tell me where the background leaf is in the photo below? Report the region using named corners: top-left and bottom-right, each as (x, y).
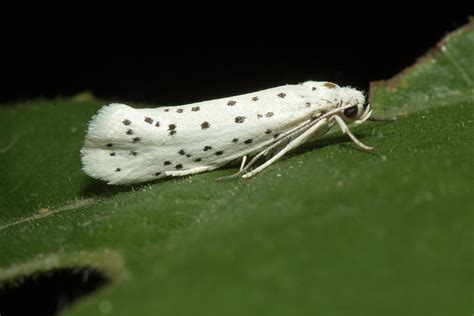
top-left (370, 20), bottom-right (474, 116)
top-left (1, 21), bottom-right (473, 315)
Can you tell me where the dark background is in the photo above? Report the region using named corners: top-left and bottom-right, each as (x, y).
top-left (1, 2), bottom-right (473, 106)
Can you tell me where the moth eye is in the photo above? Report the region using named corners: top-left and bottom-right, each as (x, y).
top-left (344, 105), bottom-right (358, 118)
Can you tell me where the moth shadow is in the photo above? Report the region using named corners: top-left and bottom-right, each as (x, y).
top-left (80, 178), bottom-right (130, 198)
top-left (80, 177), bottom-right (170, 198)
top-left (287, 126), bottom-right (386, 159)
top-left (289, 134), bottom-right (355, 158)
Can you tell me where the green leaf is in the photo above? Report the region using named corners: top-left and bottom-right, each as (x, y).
top-left (370, 20), bottom-right (474, 116)
top-left (1, 22), bottom-right (473, 315)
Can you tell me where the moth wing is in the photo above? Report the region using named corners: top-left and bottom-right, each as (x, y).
top-left (81, 104), bottom-right (171, 184)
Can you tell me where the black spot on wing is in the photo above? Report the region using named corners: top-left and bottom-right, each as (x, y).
top-left (144, 117), bottom-right (153, 124)
top-left (168, 124), bottom-right (177, 136)
top-left (235, 116), bottom-right (246, 123)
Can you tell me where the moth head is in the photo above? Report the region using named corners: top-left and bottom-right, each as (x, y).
top-left (338, 88), bottom-right (372, 124)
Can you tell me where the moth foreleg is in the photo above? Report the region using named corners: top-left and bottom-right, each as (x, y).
top-left (218, 150), bottom-right (271, 180)
top-left (241, 118), bottom-right (330, 178)
top-left (334, 115), bottom-right (374, 152)
top-left (218, 120), bottom-right (313, 180)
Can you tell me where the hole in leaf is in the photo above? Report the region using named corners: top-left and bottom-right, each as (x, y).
top-left (0, 266), bottom-right (109, 316)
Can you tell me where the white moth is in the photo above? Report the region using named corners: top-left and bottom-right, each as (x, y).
top-left (81, 81), bottom-right (374, 185)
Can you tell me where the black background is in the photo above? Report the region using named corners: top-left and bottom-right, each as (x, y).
top-left (1, 2), bottom-right (473, 106)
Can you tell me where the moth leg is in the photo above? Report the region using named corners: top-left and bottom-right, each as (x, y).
top-left (218, 120), bottom-right (314, 180)
top-left (334, 115), bottom-right (374, 152)
top-left (165, 166), bottom-right (217, 177)
top-left (239, 155), bottom-right (247, 172)
top-left (219, 151), bottom-right (269, 180)
top-left (233, 147), bottom-right (272, 176)
top-left (218, 149), bottom-right (272, 180)
top-left (242, 118), bottom-right (329, 178)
